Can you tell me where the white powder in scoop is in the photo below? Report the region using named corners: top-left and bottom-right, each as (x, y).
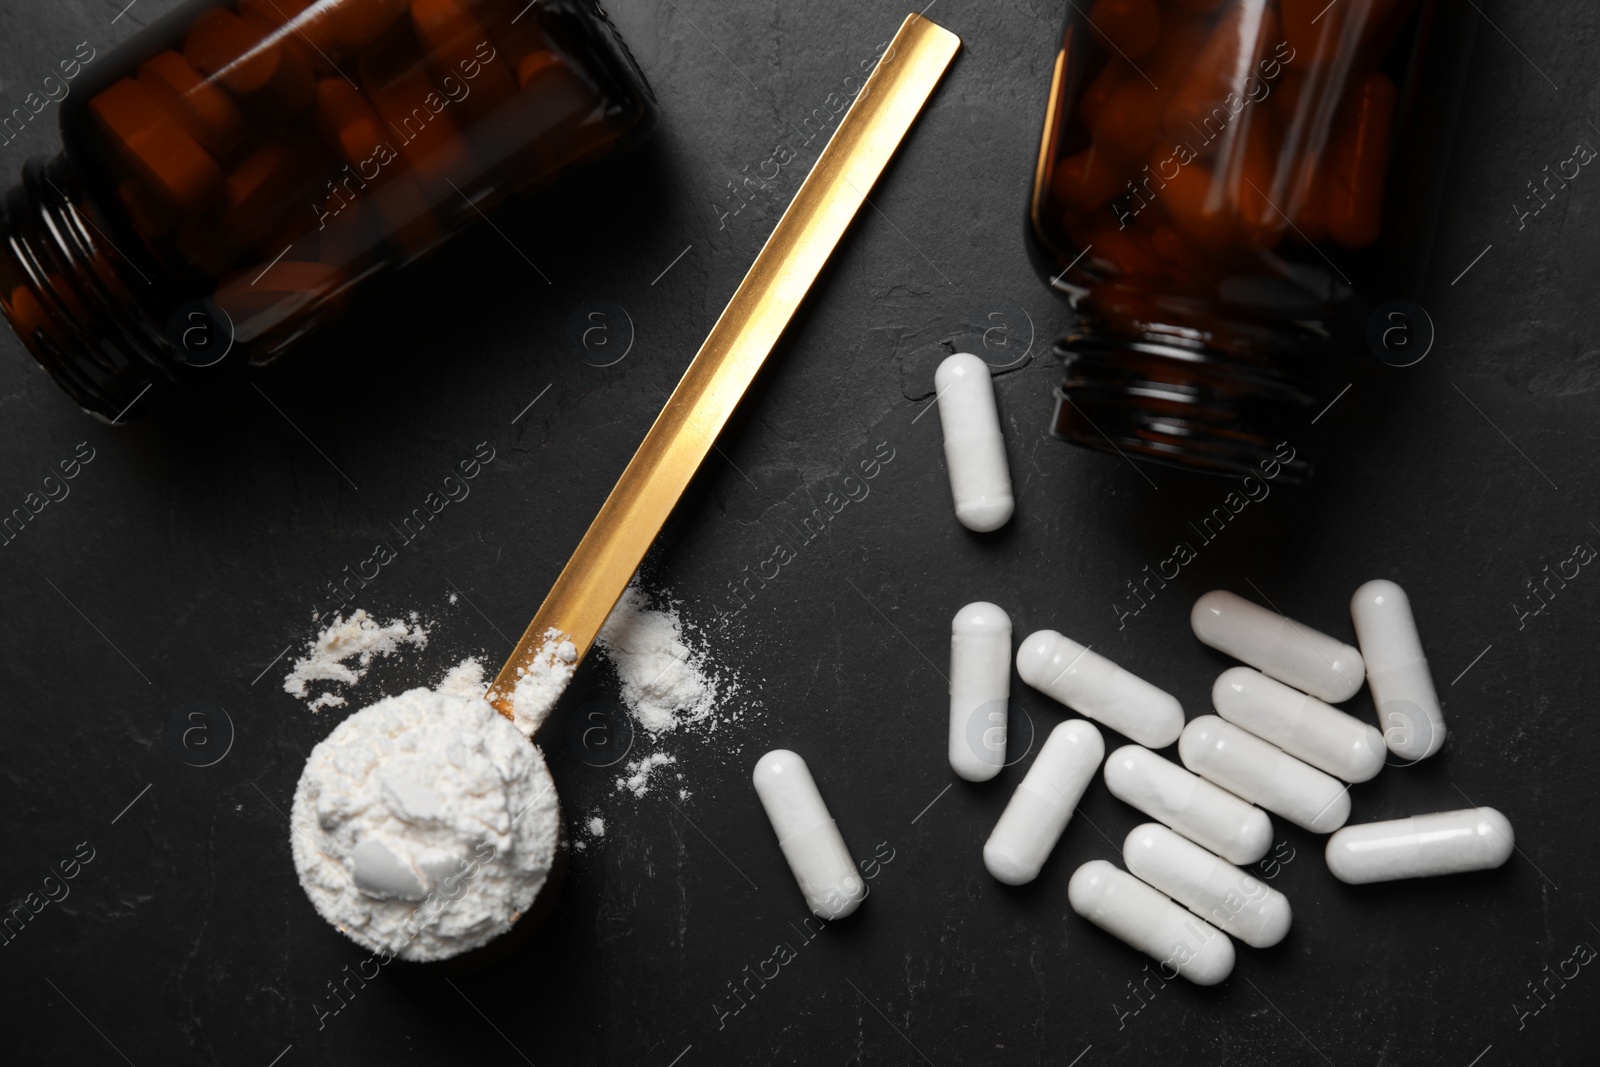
top-left (436, 656), bottom-right (488, 700)
top-left (598, 585), bottom-right (732, 735)
top-left (283, 610), bottom-right (430, 711)
top-left (506, 628), bottom-right (578, 737)
top-left (290, 686), bottom-right (559, 962)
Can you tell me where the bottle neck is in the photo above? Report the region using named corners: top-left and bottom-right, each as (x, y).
top-left (1050, 309), bottom-right (1331, 483)
top-left (0, 154), bottom-right (173, 421)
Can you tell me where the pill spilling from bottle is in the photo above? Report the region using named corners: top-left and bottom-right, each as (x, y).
top-left (935, 352), bottom-right (1014, 533)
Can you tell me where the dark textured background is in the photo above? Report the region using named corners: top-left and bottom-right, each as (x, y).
top-left (2, 1), bottom-right (1598, 1064)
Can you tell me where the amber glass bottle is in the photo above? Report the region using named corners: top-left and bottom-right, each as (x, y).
top-left (0, 0), bottom-right (656, 419)
top-left (1028, 0), bottom-right (1473, 480)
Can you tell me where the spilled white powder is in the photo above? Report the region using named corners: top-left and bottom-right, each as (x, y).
top-left (506, 628), bottom-right (578, 737)
top-left (598, 584), bottom-right (731, 735)
top-left (290, 686), bottom-right (559, 962)
top-left (616, 752), bottom-right (677, 798)
top-left (283, 610), bottom-right (430, 712)
top-left (499, 583), bottom-right (745, 747)
top-left (573, 812), bottom-right (606, 853)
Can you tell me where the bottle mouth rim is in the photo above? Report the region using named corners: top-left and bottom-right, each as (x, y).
top-left (1, 155), bottom-right (169, 420)
top-left (1050, 337), bottom-right (1324, 483)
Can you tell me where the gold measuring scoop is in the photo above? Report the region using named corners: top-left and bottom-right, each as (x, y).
top-left (488, 13), bottom-right (960, 729)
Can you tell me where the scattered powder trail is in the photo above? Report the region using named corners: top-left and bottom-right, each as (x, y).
top-left (616, 753), bottom-right (678, 798)
top-left (574, 813), bottom-right (607, 853)
top-left (283, 610), bottom-right (430, 711)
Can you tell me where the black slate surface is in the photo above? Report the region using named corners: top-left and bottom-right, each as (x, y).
top-left (3, 1), bottom-right (1599, 1064)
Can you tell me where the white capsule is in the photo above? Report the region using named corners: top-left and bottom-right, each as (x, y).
top-left (1212, 667), bottom-right (1386, 783)
top-left (1350, 579), bottom-right (1446, 761)
top-left (935, 352), bottom-right (1013, 532)
top-left (984, 720), bottom-right (1104, 884)
top-left (948, 602), bottom-right (1011, 782)
top-left (752, 750), bottom-right (863, 919)
top-left (1179, 716), bottom-right (1350, 834)
top-left (1326, 807), bottom-right (1514, 884)
top-left (1123, 823), bottom-right (1292, 949)
top-left (1016, 630), bottom-right (1183, 748)
top-left (1068, 860), bottom-right (1236, 985)
top-left (1191, 590), bottom-right (1365, 703)
top-left (1103, 745), bottom-right (1273, 864)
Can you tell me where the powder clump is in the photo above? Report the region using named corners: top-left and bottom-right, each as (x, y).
top-left (598, 584), bottom-right (729, 735)
top-left (290, 687), bottom-right (559, 962)
top-left (283, 610), bottom-right (430, 711)
top-left (616, 752), bottom-right (677, 798)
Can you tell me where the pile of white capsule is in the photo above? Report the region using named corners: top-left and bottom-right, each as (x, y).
top-left (743, 356), bottom-right (1514, 984)
top-left (953, 582), bottom-right (1514, 986)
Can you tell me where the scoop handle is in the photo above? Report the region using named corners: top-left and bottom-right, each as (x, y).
top-left (490, 13), bottom-right (961, 729)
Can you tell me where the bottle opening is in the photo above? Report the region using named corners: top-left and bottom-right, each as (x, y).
top-left (0, 156), bottom-right (171, 420)
top-left (1026, 0), bottom-right (1475, 482)
top-left (1050, 321), bottom-right (1323, 484)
